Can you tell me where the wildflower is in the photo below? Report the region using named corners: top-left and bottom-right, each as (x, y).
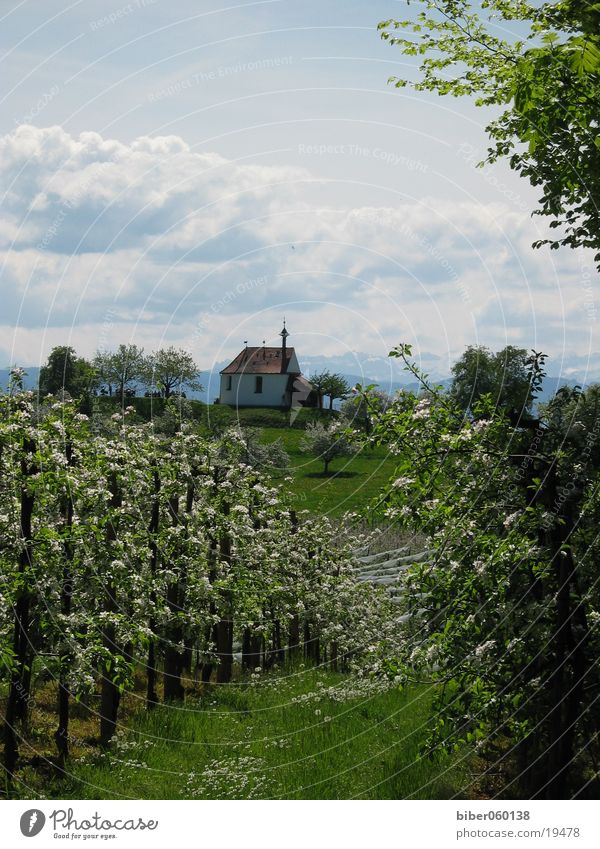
top-left (503, 512), bottom-right (520, 528)
top-left (474, 640), bottom-right (495, 658)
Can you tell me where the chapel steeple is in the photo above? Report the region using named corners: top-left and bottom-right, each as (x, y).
top-left (279, 318), bottom-right (290, 357)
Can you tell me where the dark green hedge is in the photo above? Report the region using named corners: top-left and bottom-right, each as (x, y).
top-left (89, 396), bottom-right (335, 430)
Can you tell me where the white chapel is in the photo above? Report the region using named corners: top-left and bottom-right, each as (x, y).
top-left (218, 323), bottom-right (315, 410)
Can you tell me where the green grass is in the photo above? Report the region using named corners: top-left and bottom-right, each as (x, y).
top-left (261, 427), bottom-right (397, 516)
top-left (42, 670), bottom-right (466, 800)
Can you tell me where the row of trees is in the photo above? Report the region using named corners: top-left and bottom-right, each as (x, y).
top-left (291, 0), bottom-right (600, 799)
top-left (38, 348), bottom-right (355, 408)
top-left (39, 345), bottom-right (202, 401)
top-left (0, 377), bottom-right (391, 784)
top-left (366, 345), bottom-right (600, 798)
top-left (36, 342), bottom-right (536, 417)
top-left (38, 348), bottom-right (357, 410)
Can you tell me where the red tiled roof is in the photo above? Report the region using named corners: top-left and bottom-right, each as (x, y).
top-left (220, 346), bottom-right (299, 375)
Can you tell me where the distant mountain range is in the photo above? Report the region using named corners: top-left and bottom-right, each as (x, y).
top-left (1, 355), bottom-right (587, 408)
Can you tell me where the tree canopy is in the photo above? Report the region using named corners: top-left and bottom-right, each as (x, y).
top-left (379, 0), bottom-right (600, 265)
top-left (308, 371), bottom-right (352, 410)
top-left (322, 372), bottom-right (351, 410)
top-left (450, 344), bottom-right (533, 414)
top-left (144, 346), bottom-right (203, 399)
top-left (307, 370), bottom-right (331, 410)
top-left (38, 346), bottom-right (96, 399)
top-left (300, 420), bottom-right (353, 474)
top-left (93, 344), bottom-right (146, 401)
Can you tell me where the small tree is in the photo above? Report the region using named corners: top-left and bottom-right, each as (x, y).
top-left (300, 420), bottom-right (353, 475)
top-left (145, 347), bottom-right (203, 399)
top-left (323, 372), bottom-right (351, 411)
top-left (94, 344), bottom-right (145, 402)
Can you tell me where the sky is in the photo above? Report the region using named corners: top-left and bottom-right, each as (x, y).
top-left (1, 0), bottom-right (598, 380)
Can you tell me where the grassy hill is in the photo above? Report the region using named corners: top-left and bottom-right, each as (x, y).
top-left (80, 399), bottom-right (394, 516)
top-left (260, 426), bottom-right (395, 516)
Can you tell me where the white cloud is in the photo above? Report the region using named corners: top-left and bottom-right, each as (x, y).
top-left (0, 124), bottom-right (597, 378)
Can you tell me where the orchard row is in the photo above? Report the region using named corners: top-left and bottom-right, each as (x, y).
top-left (0, 390), bottom-right (392, 779)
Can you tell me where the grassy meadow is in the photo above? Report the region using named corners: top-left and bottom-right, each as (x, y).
top-left (27, 669), bottom-right (467, 801)
top-left (259, 426), bottom-right (396, 516)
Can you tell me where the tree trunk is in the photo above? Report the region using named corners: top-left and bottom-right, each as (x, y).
top-left (215, 502), bottom-right (233, 684)
top-left (543, 502), bottom-right (589, 798)
top-left (146, 470), bottom-right (160, 710)
top-left (201, 623), bottom-right (214, 685)
top-left (241, 627), bottom-right (252, 670)
top-left (99, 620), bottom-right (122, 748)
top-left (288, 614), bottom-right (300, 661)
top-left (520, 458), bottom-right (591, 799)
top-left (242, 628), bottom-right (262, 670)
top-left (181, 479), bottom-right (195, 681)
top-left (100, 473), bottom-right (122, 747)
top-left (201, 532), bottom-right (218, 685)
top-left (215, 615), bottom-right (233, 684)
top-left (182, 646), bottom-right (193, 675)
top-left (330, 641), bottom-right (338, 672)
top-left (55, 442), bottom-right (75, 766)
top-left (163, 495), bottom-right (185, 702)
top-left (287, 512), bottom-right (300, 663)
top-left (303, 620), bottom-right (311, 661)
top-left (274, 621), bottom-right (285, 665)
top-left (4, 437), bottom-right (36, 779)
